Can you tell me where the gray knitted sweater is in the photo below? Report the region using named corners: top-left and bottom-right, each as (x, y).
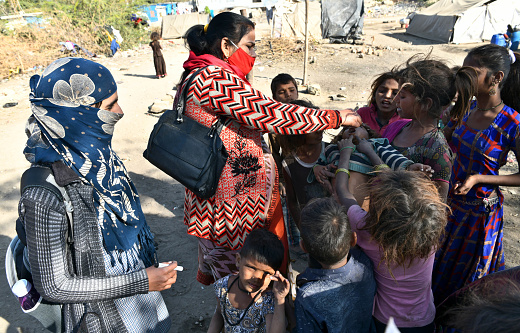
top-left (19, 163), bottom-right (149, 332)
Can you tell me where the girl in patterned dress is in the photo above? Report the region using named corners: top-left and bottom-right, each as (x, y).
top-left (179, 12), bottom-right (362, 285)
top-left (432, 45), bottom-right (520, 306)
top-left (208, 229), bottom-right (290, 333)
top-left (383, 56), bottom-right (478, 202)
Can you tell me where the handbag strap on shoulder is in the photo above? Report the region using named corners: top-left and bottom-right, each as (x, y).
top-left (176, 66), bottom-right (207, 122)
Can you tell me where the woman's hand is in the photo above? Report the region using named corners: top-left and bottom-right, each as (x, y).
top-left (270, 271), bottom-right (290, 305)
top-left (453, 174), bottom-right (481, 195)
top-left (408, 163), bottom-right (434, 177)
top-left (146, 261), bottom-right (178, 291)
top-left (339, 109), bottom-right (362, 128)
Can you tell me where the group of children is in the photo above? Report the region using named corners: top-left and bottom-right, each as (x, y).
top-left (145, 38), bottom-right (518, 332)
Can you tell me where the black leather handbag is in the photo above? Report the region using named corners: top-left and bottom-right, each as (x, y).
top-left (143, 67), bottom-right (228, 199)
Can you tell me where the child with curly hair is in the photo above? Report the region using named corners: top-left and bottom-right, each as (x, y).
top-left (383, 55), bottom-right (477, 202)
top-left (335, 134), bottom-right (448, 333)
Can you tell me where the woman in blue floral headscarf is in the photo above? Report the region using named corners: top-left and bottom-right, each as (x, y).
top-left (19, 57), bottom-right (177, 333)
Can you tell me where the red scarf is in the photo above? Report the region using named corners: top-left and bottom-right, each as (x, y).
top-left (183, 51), bottom-right (248, 83)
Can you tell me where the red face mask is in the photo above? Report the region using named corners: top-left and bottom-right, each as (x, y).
top-left (228, 41), bottom-right (255, 76)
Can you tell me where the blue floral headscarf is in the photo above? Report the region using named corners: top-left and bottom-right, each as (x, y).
top-left (24, 57), bottom-right (154, 267)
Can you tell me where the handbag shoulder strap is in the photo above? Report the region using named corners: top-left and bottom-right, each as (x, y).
top-left (176, 66), bottom-right (207, 121)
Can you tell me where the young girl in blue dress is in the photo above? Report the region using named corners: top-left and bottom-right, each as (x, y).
top-left (433, 45), bottom-right (520, 305)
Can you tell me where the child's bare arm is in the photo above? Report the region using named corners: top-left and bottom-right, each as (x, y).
top-left (266, 271), bottom-right (290, 333)
top-left (207, 301), bottom-right (224, 333)
top-left (356, 138), bottom-right (383, 166)
top-left (335, 138), bottom-right (359, 211)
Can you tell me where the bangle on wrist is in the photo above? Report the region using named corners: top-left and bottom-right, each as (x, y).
top-left (340, 146), bottom-right (356, 153)
top-left (374, 164), bottom-right (390, 171)
top-left (335, 168), bottom-right (350, 177)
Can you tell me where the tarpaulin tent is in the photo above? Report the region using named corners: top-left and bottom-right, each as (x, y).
top-left (406, 0), bottom-right (520, 43)
top-left (161, 13), bottom-right (209, 39)
top-left (321, 0), bottom-right (364, 41)
top-left (276, 0), bottom-right (322, 39)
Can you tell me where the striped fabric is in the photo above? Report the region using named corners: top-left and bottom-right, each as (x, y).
top-left (318, 138), bottom-right (414, 177)
top-left (182, 66), bottom-right (341, 250)
top-left (432, 104), bottom-right (520, 304)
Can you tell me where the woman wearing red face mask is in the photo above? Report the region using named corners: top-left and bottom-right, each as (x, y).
top-left (178, 12), bottom-right (362, 286)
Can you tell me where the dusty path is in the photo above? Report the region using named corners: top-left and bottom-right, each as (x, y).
top-left (0, 15), bottom-right (518, 333)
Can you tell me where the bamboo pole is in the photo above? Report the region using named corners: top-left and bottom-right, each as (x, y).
top-left (303, 0), bottom-right (309, 85)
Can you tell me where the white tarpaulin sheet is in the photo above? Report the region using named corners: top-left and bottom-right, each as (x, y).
top-left (406, 0), bottom-right (520, 44)
top-left (161, 13), bottom-right (210, 39)
top-left (279, 1), bottom-right (322, 39)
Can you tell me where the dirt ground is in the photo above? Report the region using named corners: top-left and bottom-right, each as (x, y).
top-left (0, 14), bottom-right (519, 333)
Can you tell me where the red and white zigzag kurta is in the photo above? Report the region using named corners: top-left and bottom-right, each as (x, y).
top-left (183, 65), bottom-right (341, 250)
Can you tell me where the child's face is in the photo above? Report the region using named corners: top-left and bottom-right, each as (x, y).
top-left (374, 79), bottom-right (399, 114)
top-left (463, 55), bottom-right (492, 96)
top-left (274, 82), bottom-right (298, 103)
top-left (236, 254), bottom-right (276, 294)
top-left (342, 126), bottom-right (368, 140)
top-left (395, 87), bottom-right (421, 119)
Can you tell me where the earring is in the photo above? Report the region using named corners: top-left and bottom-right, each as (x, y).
top-left (489, 81), bottom-right (497, 96)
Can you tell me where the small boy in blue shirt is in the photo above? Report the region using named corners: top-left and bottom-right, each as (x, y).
top-left (294, 197), bottom-right (376, 333)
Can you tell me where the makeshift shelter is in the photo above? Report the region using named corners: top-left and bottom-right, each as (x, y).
top-left (321, 0), bottom-right (364, 41)
top-left (275, 0), bottom-right (322, 39)
top-left (273, 0), bottom-right (361, 40)
top-left (406, 0), bottom-right (520, 43)
top-left (161, 13), bottom-right (210, 39)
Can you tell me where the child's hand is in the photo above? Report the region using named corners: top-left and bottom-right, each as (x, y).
top-left (337, 137), bottom-right (355, 154)
top-left (356, 138), bottom-right (373, 155)
top-left (408, 163), bottom-right (434, 177)
top-left (314, 164), bottom-right (335, 194)
top-left (341, 126), bottom-right (356, 139)
top-left (270, 271), bottom-right (290, 305)
top-left (313, 165), bottom-right (330, 184)
top-left (321, 177), bottom-right (334, 195)
top-left (453, 174), bottom-right (480, 195)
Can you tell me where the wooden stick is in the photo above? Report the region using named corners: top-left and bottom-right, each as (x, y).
top-left (303, 0), bottom-right (309, 85)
